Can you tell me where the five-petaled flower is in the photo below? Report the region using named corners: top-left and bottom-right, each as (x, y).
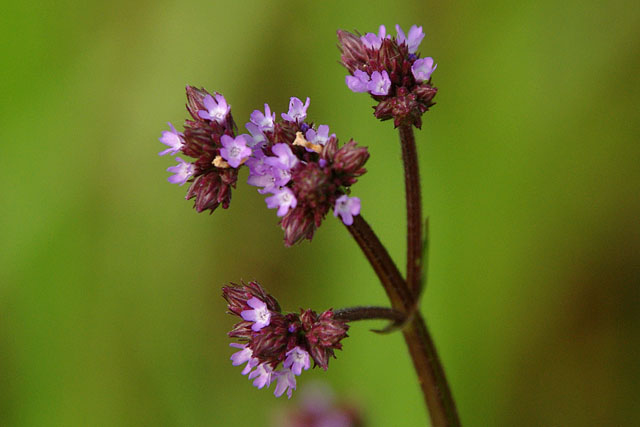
top-left (241, 297), bottom-right (272, 331)
top-left (220, 134), bottom-right (252, 168)
top-left (197, 93), bottom-right (231, 123)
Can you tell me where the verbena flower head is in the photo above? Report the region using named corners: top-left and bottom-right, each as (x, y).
top-left (158, 86), bottom-right (244, 213)
top-left (159, 92), bottom-right (368, 245)
top-left (338, 24), bottom-right (438, 128)
top-left (223, 282), bottom-right (349, 399)
top-left (245, 97), bottom-right (369, 245)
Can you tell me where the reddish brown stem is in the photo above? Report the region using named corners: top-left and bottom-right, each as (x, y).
top-left (346, 216), bottom-right (460, 426)
top-left (334, 306), bottom-right (404, 323)
top-left (399, 124), bottom-right (423, 297)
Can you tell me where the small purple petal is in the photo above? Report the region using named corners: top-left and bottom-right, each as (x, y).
top-left (345, 70), bottom-right (370, 93)
top-left (360, 32), bottom-right (382, 50)
top-left (265, 187), bottom-right (297, 217)
top-left (240, 297), bottom-right (271, 331)
top-left (220, 134), bottom-right (252, 168)
top-left (167, 157), bottom-right (195, 186)
top-left (281, 97), bottom-right (310, 123)
top-left (229, 344), bottom-right (259, 375)
top-left (249, 363), bottom-right (273, 389)
top-left (411, 57), bottom-right (437, 82)
top-left (334, 195), bottom-right (361, 226)
top-left (406, 25), bottom-right (425, 54)
top-left (283, 347), bottom-right (311, 376)
top-left (250, 103), bottom-right (275, 132)
top-left (305, 125), bottom-right (333, 149)
top-left (395, 24), bottom-right (406, 46)
top-left (245, 122), bottom-right (267, 148)
top-left (158, 122), bottom-right (184, 156)
top-left (264, 143), bottom-right (299, 170)
top-left (367, 70), bottom-right (391, 96)
top-left (273, 369), bottom-right (297, 399)
top-left (229, 344), bottom-right (252, 366)
top-left (378, 24), bottom-right (388, 40)
top-left (197, 93), bottom-right (230, 123)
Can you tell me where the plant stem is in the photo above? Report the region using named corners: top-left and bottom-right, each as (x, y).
top-left (334, 306), bottom-right (404, 323)
top-left (399, 124), bottom-right (423, 296)
top-left (347, 215), bottom-right (410, 311)
top-left (347, 216), bottom-right (460, 426)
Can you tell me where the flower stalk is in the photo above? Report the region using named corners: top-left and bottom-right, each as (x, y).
top-left (346, 214), bottom-right (460, 426)
top-left (399, 123), bottom-right (423, 297)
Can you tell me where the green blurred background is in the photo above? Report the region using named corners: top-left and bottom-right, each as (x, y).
top-left (1, 0), bottom-right (639, 425)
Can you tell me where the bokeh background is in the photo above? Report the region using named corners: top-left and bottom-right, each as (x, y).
top-left (1, 0), bottom-right (639, 425)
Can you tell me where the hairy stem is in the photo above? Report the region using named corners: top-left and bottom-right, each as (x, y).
top-left (346, 216), bottom-right (460, 426)
top-left (399, 124), bottom-right (423, 297)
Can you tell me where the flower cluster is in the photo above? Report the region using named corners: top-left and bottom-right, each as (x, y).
top-left (159, 89), bottom-right (368, 245)
top-left (159, 86), bottom-right (244, 213)
top-left (338, 24), bottom-right (438, 128)
top-left (223, 282), bottom-right (349, 399)
top-left (244, 97), bottom-right (368, 245)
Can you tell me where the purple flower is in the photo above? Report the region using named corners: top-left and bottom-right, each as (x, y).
top-left (367, 70), bottom-right (391, 96)
top-left (273, 369), bottom-right (297, 399)
top-left (245, 122), bottom-right (267, 148)
top-left (283, 346), bottom-right (311, 376)
top-left (197, 93), bottom-right (230, 123)
top-left (265, 187), bottom-right (297, 217)
top-left (250, 104), bottom-right (275, 132)
top-left (158, 122), bottom-right (184, 156)
top-left (396, 24), bottom-right (425, 54)
top-left (264, 143), bottom-right (299, 171)
top-left (241, 297), bottom-right (272, 331)
top-left (345, 70), bottom-right (370, 93)
top-left (360, 25), bottom-right (387, 50)
top-left (248, 363), bottom-right (274, 389)
top-left (167, 157), bottom-right (195, 186)
top-left (246, 149), bottom-right (269, 176)
top-left (220, 134), bottom-right (252, 168)
top-left (281, 97), bottom-right (310, 123)
top-left (229, 343), bottom-right (258, 375)
top-left (333, 195), bottom-right (361, 226)
top-left (305, 125), bottom-right (333, 148)
top-left (411, 57), bottom-right (437, 82)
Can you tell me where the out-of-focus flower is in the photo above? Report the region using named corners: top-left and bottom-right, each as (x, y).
top-left (272, 382), bottom-right (365, 427)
